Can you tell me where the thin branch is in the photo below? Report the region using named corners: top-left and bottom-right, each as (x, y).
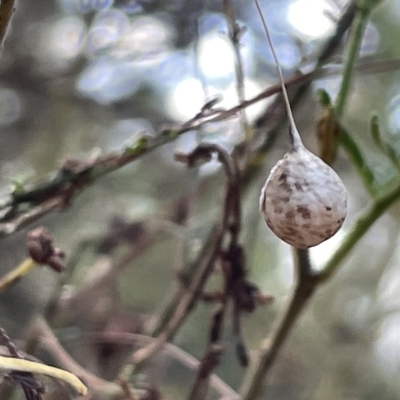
top-left (317, 1), bottom-right (357, 65)
top-left (30, 316), bottom-right (114, 392)
top-left (0, 258), bottom-right (37, 292)
top-left (333, 5), bottom-right (375, 196)
top-left (187, 344), bottom-right (225, 400)
top-left (132, 144), bottom-right (241, 367)
top-left (317, 181), bottom-right (400, 282)
top-left (240, 250), bottom-right (316, 400)
top-left (0, 54), bottom-right (399, 238)
top-left (0, 197), bottom-right (63, 238)
top-left (334, 4), bottom-right (370, 118)
top-left (56, 227), bottom-right (155, 321)
top-left (223, 0), bottom-right (250, 143)
top-left (0, 0), bottom-right (15, 48)
top-left (131, 221), bottom-right (224, 366)
top-left (149, 221), bottom-right (221, 337)
top-left (0, 355), bottom-right (87, 395)
top-left (66, 331), bottom-right (240, 399)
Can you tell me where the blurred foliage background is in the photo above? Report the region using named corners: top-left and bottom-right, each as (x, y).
top-left (1, 0), bottom-right (400, 399)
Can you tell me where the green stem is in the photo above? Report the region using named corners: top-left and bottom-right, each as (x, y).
top-left (0, 0), bottom-right (15, 48)
top-left (335, 5), bottom-right (370, 118)
top-left (318, 182), bottom-right (400, 282)
top-left (0, 258), bottom-right (37, 292)
top-left (240, 249), bottom-right (315, 400)
top-left (334, 4), bottom-right (376, 195)
top-left (339, 128), bottom-right (377, 197)
top-left (223, 0), bottom-right (249, 141)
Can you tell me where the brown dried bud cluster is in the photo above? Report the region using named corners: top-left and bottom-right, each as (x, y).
top-left (260, 146), bottom-right (347, 249)
top-left (26, 227), bottom-right (65, 272)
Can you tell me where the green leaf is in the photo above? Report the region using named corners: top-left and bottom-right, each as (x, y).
top-left (124, 136), bottom-right (149, 155)
top-left (167, 129), bottom-right (179, 139)
top-left (317, 89), bottom-right (332, 108)
top-left (356, 0), bottom-right (383, 10)
top-left (10, 180), bottom-right (25, 195)
top-left (370, 114), bottom-right (385, 152)
top-left (385, 145), bottom-right (400, 172)
top-left (370, 114), bottom-right (400, 172)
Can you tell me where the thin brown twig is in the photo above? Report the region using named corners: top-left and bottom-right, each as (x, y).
top-left (149, 220), bottom-right (220, 338)
top-left (132, 144), bottom-right (241, 367)
top-left (62, 331), bottom-right (239, 399)
top-left (187, 344), bottom-right (225, 400)
top-left (30, 316), bottom-right (116, 392)
top-left (118, 379), bottom-right (139, 400)
top-left (57, 227), bottom-right (155, 321)
top-left (0, 328), bottom-right (20, 358)
top-left (0, 197), bottom-right (63, 237)
top-left (131, 225), bottom-right (225, 366)
top-left (223, 0), bottom-right (250, 144)
top-left (0, 0), bottom-right (15, 48)
top-left (187, 298), bottom-right (228, 399)
top-left (0, 71), bottom-right (310, 223)
top-left (0, 51), bottom-right (399, 239)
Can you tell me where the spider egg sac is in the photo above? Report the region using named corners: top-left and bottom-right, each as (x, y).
top-left (259, 146), bottom-right (347, 249)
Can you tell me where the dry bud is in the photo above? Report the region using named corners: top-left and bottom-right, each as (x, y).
top-left (260, 146), bottom-right (347, 248)
top-left (26, 227), bottom-right (65, 272)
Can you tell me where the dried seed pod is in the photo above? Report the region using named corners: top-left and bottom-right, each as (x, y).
top-left (256, 1), bottom-right (347, 248)
top-left (259, 146), bottom-right (347, 248)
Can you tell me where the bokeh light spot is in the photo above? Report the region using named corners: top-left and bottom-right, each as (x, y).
top-left (198, 32), bottom-right (235, 79)
top-left (77, 58), bottom-right (140, 103)
top-left (38, 16), bottom-right (86, 73)
top-left (87, 9), bottom-right (129, 55)
top-left (288, 0), bottom-right (335, 39)
top-left (165, 78), bottom-right (206, 122)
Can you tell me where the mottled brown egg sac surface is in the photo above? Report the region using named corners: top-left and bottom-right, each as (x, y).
top-left (260, 146), bottom-right (347, 248)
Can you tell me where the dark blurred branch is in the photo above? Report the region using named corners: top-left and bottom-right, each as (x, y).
top-left (187, 344), bottom-right (225, 400)
top-left (65, 331), bottom-right (239, 399)
top-left (149, 221), bottom-right (220, 337)
top-left (53, 222), bottom-right (154, 322)
top-left (0, 325), bottom-right (46, 400)
top-left (0, 197), bottom-right (62, 237)
top-left (0, 0), bottom-right (15, 48)
top-left (131, 144), bottom-right (241, 367)
top-left (132, 242), bottom-right (215, 361)
top-left (317, 1), bottom-right (357, 64)
top-left (30, 318), bottom-right (156, 399)
top-left (223, 0), bottom-right (250, 143)
top-left (30, 317), bottom-right (113, 392)
top-left (0, 328), bottom-right (20, 358)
